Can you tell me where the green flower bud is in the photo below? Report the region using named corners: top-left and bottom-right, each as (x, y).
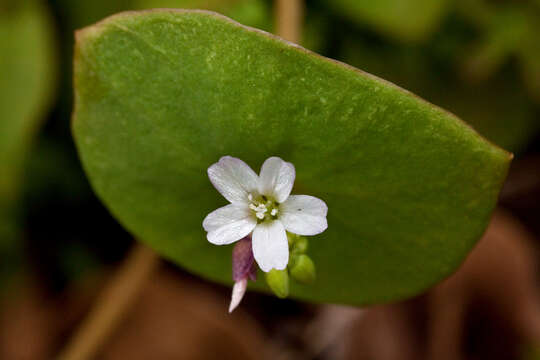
top-left (286, 232), bottom-right (309, 254)
top-left (293, 236), bottom-right (308, 254)
top-left (290, 254), bottom-right (316, 284)
top-left (287, 232), bottom-right (296, 248)
top-left (287, 231), bottom-right (298, 250)
top-left (265, 268), bottom-right (289, 298)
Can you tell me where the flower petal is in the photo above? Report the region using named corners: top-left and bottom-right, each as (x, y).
top-left (252, 220), bottom-right (289, 272)
top-left (280, 195), bottom-right (328, 236)
top-left (208, 156), bottom-right (259, 204)
top-left (204, 204), bottom-right (257, 245)
top-left (206, 219), bottom-right (257, 245)
top-left (203, 204), bottom-right (249, 232)
top-left (258, 157), bottom-right (295, 203)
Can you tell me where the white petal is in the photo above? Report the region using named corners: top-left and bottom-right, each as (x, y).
top-left (208, 156), bottom-right (259, 204)
top-left (229, 279), bottom-right (247, 313)
top-left (252, 220), bottom-right (289, 272)
top-left (204, 205), bottom-right (257, 245)
top-left (203, 204), bottom-right (250, 232)
top-left (280, 195), bottom-right (328, 236)
top-left (258, 157), bottom-right (295, 203)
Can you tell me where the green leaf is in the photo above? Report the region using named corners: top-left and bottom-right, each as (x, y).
top-left (323, 0), bottom-right (450, 42)
top-left (133, 0), bottom-right (271, 31)
top-left (72, 10), bottom-right (511, 305)
top-left (0, 0), bottom-right (56, 248)
top-left (339, 36), bottom-right (539, 154)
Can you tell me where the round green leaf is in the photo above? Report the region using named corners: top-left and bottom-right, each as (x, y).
top-left (72, 10), bottom-right (511, 305)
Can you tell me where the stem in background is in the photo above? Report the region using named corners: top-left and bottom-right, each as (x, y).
top-left (275, 0), bottom-right (304, 43)
top-left (58, 243), bottom-right (160, 360)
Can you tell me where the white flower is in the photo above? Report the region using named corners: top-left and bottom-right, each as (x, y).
top-left (203, 156), bottom-right (328, 272)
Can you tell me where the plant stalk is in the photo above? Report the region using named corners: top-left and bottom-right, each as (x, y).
top-left (57, 243), bottom-right (160, 360)
top-left (275, 0), bottom-right (304, 43)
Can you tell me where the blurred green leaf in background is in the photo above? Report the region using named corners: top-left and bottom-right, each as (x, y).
top-left (0, 0), bottom-right (56, 283)
top-left (324, 0), bottom-right (451, 43)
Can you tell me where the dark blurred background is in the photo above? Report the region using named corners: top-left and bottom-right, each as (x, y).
top-left (1, 0), bottom-right (540, 359)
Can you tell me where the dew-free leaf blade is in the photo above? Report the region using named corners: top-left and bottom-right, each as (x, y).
top-left (73, 10), bottom-right (511, 305)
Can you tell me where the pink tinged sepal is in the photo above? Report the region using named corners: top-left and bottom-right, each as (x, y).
top-left (229, 278), bottom-right (247, 313)
top-left (229, 237), bottom-right (257, 313)
top-left (232, 236), bottom-right (257, 282)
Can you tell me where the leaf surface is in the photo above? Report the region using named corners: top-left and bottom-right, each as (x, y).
top-left (73, 10), bottom-right (510, 305)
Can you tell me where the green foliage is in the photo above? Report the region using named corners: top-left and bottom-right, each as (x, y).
top-left (52, 0), bottom-right (270, 31)
top-left (456, 1), bottom-right (540, 104)
top-left (323, 0), bottom-right (450, 42)
top-left (134, 0), bottom-right (271, 30)
top-left (73, 10), bottom-right (510, 305)
top-left (288, 233), bottom-right (308, 254)
top-left (0, 0), bottom-right (56, 269)
top-left (0, 0), bottom-right (55, 210)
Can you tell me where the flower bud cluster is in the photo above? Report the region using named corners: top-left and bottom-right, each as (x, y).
top-left (264, 232), bottom-right (317, 298)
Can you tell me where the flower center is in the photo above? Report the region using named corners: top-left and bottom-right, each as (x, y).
top-left (248, 193), bottom-right (279, 222)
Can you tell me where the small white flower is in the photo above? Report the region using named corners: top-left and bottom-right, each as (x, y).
top-left (203, 156), bottom-right (328, 272)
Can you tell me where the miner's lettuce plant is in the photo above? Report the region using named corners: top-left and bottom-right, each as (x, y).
top-left (72, 9), bottom-right (511, 306)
